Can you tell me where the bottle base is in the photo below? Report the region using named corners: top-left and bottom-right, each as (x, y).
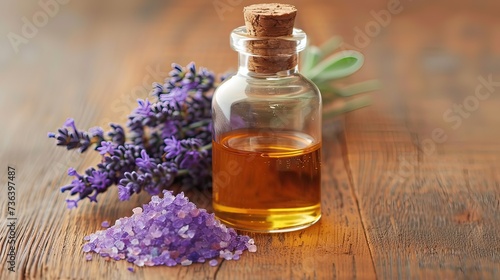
top-left (213, 203), bottom-right (321, 233)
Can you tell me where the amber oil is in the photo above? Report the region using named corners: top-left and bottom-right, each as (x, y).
top-left (212, 129), bottom-right (321, 232)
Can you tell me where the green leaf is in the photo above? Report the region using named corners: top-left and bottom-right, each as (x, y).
top-left (331, 79), bottom-right (382, 97)
top-left (320, 91), bottom-right (339, 104)
top-left (322, 96), bottom-right (372, 118)
top-left (299, 36), bottom-right (377, 119)
top-left (318, 36), bottom-right (344, 58)
top-left (306, 50), bottom-right (364, 82)
top-left (316, 83), bottom-right (336, 95)
top-left (301, 45), bottom-right (322, 74)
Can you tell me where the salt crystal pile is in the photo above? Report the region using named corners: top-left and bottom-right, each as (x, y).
top-left (83, 190), bottom-right (256, 267)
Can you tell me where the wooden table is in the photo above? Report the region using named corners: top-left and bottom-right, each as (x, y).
top-left (1, 0), bottom-right (499, 279)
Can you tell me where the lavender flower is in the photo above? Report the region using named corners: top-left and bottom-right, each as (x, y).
top-left (164, 137), bottom-right (183, 159)
top-left (67, 167), bottom-right (78, 177)
top-left (118, 185), bottom-right (132, 201)
top-left (66, 199), bottom-right (79, 209)
top-left (135, 150), bottom-right (154, 169)
top-left (180, 150), bottom-right (203, 169)
top-left (108, 124), bottom-right (126, 146)
top-left (161, 120), bottom-right (179, 139)
top-left (88, 170), bottom-right (111, 191)
top-left (68, 179), bottom-right (86, 194)
top-left (178, 138), bottom-right (206, 169)
top-left (89, 127), bottom-right (104, 138)
top-left (159, 87), bottom-right (189, 107)
top-left (118, 161), bottom-right (178, 199)
top-left (97, 141), bottom-right (115, 155)
top-left (64, 118), bottom-right (77, 130)
top-left (49, 63), bottom-right (218, 208)
top-left (134, 99), bottom-right (152, 117)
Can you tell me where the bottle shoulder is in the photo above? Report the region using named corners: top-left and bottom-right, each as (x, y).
top-left (213, 73), bottom-right (321, 102)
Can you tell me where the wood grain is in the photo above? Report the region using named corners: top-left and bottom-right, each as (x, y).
top-left (1, 0), bottom-right (499, 279)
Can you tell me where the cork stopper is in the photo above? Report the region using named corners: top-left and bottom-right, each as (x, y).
top-left (244, 3), bottom-right (297, 37)
top-left (242, 3), bottom-right (298, 74)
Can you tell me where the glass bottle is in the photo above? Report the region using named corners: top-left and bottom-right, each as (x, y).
top-left (212, 5), bottom-right (321, 233)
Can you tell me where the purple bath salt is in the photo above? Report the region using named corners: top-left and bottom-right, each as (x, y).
top-left (83, 190), bottom-right (256, 267)
top-left (209, 259), bottom-right (218, 266)
top-left (85, 254), bottom-right (93, 261)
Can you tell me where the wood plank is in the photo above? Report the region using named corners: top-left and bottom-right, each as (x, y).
top-left (345, 107), bottom-right (500, 279)
top-left (343, 0), bottom-right (500, 278)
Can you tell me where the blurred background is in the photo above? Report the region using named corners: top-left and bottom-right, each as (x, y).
top-left (1, 0), bottom-right (499, 165)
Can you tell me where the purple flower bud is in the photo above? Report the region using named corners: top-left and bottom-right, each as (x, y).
top-left (64, 118), bottom-right (76, 130)
top-left (164, 137), bottom-right (183, 159)
top-left (69, 179), bottom-right (86, 194)
top-left (135, 150), bottom-right (153, 169)
top-left (88, 193), bottom-right (98, 203)
top-left (88, 170), bottom-right (110, 191)
top-left (134, 99), bottom-right (152, 117)
top-left (118, 185), bottom-right (131, 201)
top-left (151, 82), bottom-right (164, 97)
top-left (67, 167), bottom-right (78, 177)
top-left (159, 88), bottom-right (188, 107)
top-left (188, 62), bottom-right (196, 72)
top-left (89, 127), bottom-right (104, 138)
top-left (179, 150), bottom-right (202, 169)
top-left (66, 199), bottom-right (78, 209)
top-left (161, 121), bottom-right (178, 139)
top-left (97, 141), bottom-right (115, 155)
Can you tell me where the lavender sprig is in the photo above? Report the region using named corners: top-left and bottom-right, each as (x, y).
top-left (48, 118), bottom-right (105, 153)
top-left (49, 62), bottom-right (217, 208)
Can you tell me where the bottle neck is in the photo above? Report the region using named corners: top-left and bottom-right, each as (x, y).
top-left (230, 27), bottom-right (307, 77)
top-left (237, 52), bottom-right (299, 77)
